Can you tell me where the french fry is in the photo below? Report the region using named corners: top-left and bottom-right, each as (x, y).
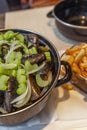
top-left (80, 62), bottom-right (87, 68)
top-left (79, 62), bottom-right (85, 71)
top-left (62, 84), bottom-right (74, 90)
top-left (75, 49), bottom-right (85, 63)
top-left (61, 43), bottom-right (87, 80)
top-left (66, 46), bottom-right (80, 55)
top-left (72, 63), bottom-right (81, 74)
top-left (81, 56), bottom-right (87, 63)
top-left (81, 71), bottom-right (87, 78)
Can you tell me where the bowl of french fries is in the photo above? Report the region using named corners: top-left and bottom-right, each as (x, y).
top-left (61, 43), bottom-right (87, 92)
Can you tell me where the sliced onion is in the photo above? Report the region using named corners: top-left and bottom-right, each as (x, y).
top-left (26, 62), bottom-right (46, 75)
top-left (5, 44), bottom-right (21, 63)
top-left (36, 71), bottom-right (52, 87)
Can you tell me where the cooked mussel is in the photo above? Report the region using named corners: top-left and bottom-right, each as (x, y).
top-left (4, 76), bottom-right (18, 113)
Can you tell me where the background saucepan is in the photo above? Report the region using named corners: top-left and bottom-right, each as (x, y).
top-left (47, 0), bottom-right (87, 42)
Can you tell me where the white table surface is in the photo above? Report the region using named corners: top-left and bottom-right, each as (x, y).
top-left (4, 6), bottom-right (87, 130)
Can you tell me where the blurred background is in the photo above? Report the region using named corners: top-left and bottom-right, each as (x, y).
top-left (0, 0), bottom-right (59, 13)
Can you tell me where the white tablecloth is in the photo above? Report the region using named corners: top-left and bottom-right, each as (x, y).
top-left (4, 6), bottom-right (87, 130)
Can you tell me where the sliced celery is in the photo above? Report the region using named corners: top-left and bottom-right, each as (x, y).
top-left (0, 75), bottom-right (9, 90)
top-left (0, 84), bottom-right (7, 91)
top-left (16, 52), bottom-right (22, 59)
top-left (16, 84), bottom-right (26, 95)
top-left (0, 75), bottom-right (9, 83)
top-left (44, 52), bottom-right (52, 61)
top-left (16, 33), bottom-right (24, 43)
top-left (0, 67), bottom-right (11, 75)
top-left (31, 47), bottom-right (38, 54)
top-left (23, 48), bottom-right (30, 54)
top-left (0, 63), bottom-right (17, 69)
top-left (36, 74), bottom-right (49, 87)
top-left (7, 51), bottom-right (16, 63)
top-left (11, 70), bottom-right (17, 77)
top-left (4, 31), bottom-right (17, 40)
top-left (17, 75), bottom-right (27, 84)
top-left (17, 69), bottom-right (25, 75)
top-left (25, 60), bottom-right (38, 73)
top-left (14, 59), bottom-right (21, 66)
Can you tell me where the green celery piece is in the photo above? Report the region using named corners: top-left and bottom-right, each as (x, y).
top-left (13, 40), bottom-right (27, 50)
top-left (17, 69), bottom-right (25, 75)
top-left (0, 75), bottom-right (9, 90)
top-left (32, 47), bottom-right (38, 54)
top-left (0, 83), bottom-right (7, 91)
top-left (25, 61), bottom-right (30, 72)
top-left (0, 63), bottom-right (17, 69)
top-left (23, 48), bottom-right (30, 54)
top-left (14, 52), bottom-right (22, 66)
top-left (0, 66), bottom-right (11, 75)
top-left (0, 75), bottom-right (9, 83)
top-left (17, 75), bottom-right (27, 84)
top-left (0, 67), bottom-right (5, 74)
top-left (44, 52), bottom-right (52, 61)
top-left (36, 73), bottom-right (49, 87)
top-left (17, 69), bottom-right (26, 84)
top-left (4, 31), bottom-right (16, 40)
top-left (25, 61), bottom-right (38, 72)
top-left (24, 47), bottom-right (38, 55)
top-left (7, 51), bottom-right (16, 63)
top-left (16, 52), bottom-right (22, 60)
top-left (28, 48), bottom-right (32, 55)
top-left (14, 59), bottom-right (21, 66)
top-left (16, 33), bottom-right (24, 43)
top-left (28, 47), bottom-right (38, 55)
top-left (11, 70), bottom-right (17, 77)
top-left (18, 83), bottom-right (26, 88)
top-left (16, 83), bottom-right (26, 95)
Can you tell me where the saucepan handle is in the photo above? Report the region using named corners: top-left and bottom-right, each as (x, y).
top-left (55, 61), bottom-right (72, 87)
top-left (47, 10), bottom-right (54, 18)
